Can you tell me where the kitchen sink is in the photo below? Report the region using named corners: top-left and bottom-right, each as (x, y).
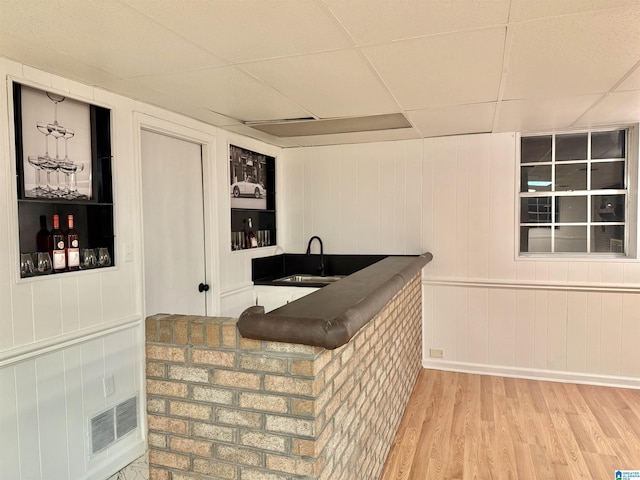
top-left (275, 274), bottom-right (345, 284)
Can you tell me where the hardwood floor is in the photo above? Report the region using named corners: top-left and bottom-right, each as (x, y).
top-left (381, 369), bottom-right (640, 480)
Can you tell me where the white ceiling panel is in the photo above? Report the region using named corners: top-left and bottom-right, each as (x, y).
top-left (124, 0), bottom-right (353, 63)
top-left (130, 66), bottom-right (312, 122)
top-left (282, 126), bottom-right (421, 147)
top-left (617, 65), bottom-right (640, 91)
top-left (573, 90), bottom-right (640, 127)
top-left (242, 49), bottom-right (399, 119)
top-left (407, 103), bottom-right (497, 138)
top-left (494, 94), bottom-right (603, 133)
top-left (509, 0), bottom-right (640, 22)
top-left (325, 0), bottom-right (510, 44)
top-left (363, 28), bottom-right (505, 110)
top-left (0, 0), bottom-right (224, 78)
top-left (504, 8), bottom-right (640, 100)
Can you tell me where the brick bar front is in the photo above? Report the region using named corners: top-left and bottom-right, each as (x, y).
top-left (145, 274), bottom-right (422, 480)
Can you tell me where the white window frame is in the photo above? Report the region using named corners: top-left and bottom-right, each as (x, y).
top-left (517, 125), bottom-right (638, 259)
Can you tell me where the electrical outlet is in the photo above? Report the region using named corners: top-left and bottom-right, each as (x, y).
top-left (429, 348), bottom-right (444, 359)
top-left (103, 375), bottom-right (115, 397)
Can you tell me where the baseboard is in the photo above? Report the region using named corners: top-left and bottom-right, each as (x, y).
top-left (422, 358), bottom-right (640, 389)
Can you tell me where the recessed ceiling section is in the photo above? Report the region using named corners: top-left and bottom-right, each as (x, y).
top-left (407, 103), bottom-right (496, 138)
top-left (362, 28), bottom-right (506, 110)
top-left (249, 113), bottom-right (411, 137)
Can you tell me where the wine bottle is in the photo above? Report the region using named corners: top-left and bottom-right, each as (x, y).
top-left (65, 214), bottom-right (80, 271)
top-left (245, 217), bottom-right (258, 248)
top-left (50, 214), bottom-right (66, 272)
top-left (36, 215), bottom-right (50, 252)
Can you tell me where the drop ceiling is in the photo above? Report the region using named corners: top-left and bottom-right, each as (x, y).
top-left (1, 0), bottom-right (639, 147)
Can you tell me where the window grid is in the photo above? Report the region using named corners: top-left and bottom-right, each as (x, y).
top-left (519, 129), bottom-right (628, 255)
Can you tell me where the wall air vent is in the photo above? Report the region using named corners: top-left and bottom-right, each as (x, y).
top-left (246, 113), bottom-right (412, 137)
top-left (90, 396), bottom-right (138, 455)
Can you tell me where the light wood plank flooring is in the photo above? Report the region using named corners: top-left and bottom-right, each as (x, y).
top-left (381, 369), bottom-right (640, 480)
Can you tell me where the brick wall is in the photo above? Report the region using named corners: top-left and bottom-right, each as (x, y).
top-left (145, 274), bottom-right (422, 480)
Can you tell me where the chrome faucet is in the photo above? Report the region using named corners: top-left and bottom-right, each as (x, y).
top-left (306, 236), bottom-right (325, 277)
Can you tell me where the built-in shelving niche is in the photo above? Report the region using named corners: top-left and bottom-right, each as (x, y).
top-left (13, 82), bottom-right (114, 277)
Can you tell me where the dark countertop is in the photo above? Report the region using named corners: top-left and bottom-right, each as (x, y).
top-left (239, 252), bottom-right (433, 349)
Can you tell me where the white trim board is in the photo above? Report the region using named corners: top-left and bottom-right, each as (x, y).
top-left (422, 358), bottom-right (640, 390)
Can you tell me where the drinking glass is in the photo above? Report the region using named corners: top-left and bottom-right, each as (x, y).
top-left (97, 248), bottom-right (112, 267)
top-left (35, 252), bottom-right (53, 275)
top-left (80, 248), bottom-right (97, 269)
top-left (20, 253), bottom-right (35, 277)
top-left (27, 155), bottom-right (44, 196)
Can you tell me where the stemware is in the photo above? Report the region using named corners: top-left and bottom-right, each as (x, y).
top-left (80, 248), bottom-right (97, 269)
top-left (20, 253), bottom-right (35, 278)
top-left (68, 162), bottom-right (85, 198)
top-left (97, 248), bottom-right (112, 267)
top-left (35, 252), bottom-right (53, 275)
top-left (27, 155), bottom-right (44, 196)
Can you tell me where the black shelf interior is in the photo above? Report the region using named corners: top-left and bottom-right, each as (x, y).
top-left (13, 83), bottom-right (115, 272)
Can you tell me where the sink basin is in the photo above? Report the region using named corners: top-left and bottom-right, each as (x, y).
top-left (275, 274), bottom-right (345, 284)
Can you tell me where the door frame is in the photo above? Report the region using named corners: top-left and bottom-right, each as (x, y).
top-left (133, 113), bottom-right (220, 318)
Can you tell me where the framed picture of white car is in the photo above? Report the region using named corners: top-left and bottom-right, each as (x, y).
top-left (229, 144), bottom-right (270, 210)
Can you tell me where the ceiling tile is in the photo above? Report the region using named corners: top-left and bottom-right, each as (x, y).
top-left (407, 103), bottom-right (496, 138)
top-left (573, 90), bottom-right (640, 127)
top-left (510, 0), bottom-right (640, 22)
top-left (0, 0), bottom-right (224, 78)
top-left (363, 28), bottom-right (505, 110)
top-left (130, 66), bottom-right (312, 122)
top-left (325, 0), bottom-right (510, 44)
top-left (504, 8), bottom-right (640, 100)
top-left (242, 49), bottom-right (399, 118)
top-left (124, 0), bottom-right (352, 63)
top-left (494, 95), bottom-right (603, 133)
top-left (617, 65), bottom-right (640, 91)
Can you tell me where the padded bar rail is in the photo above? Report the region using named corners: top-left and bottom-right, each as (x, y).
top-left (238, 252), bottom-right (433, 349)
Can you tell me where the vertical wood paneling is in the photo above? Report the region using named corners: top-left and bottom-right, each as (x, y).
top-left (455, 137), bottom-right (469, 278)
top-left (466, 288), bottom-right (489, 364)
top-left (328, 148), bottom-right (343, 253)
top-left (104, 329), bottom-right (136, 401)
top-left (81, 339), bottom-right (106, 427)
top-left (547, 291), bottom-right (567, 370)
top-left (602, 262), bottom-right (624, 284)
top-left (356, 143), bottom-right (381, 254)
top-left (338, 146), bottom-right (359, 254)
top-left (15, 361), bottom-right (42, 480)
top-left (488, 289), bottom-right (516, 366)
top-left (64, 346), bottom-right (88, 480)
top-left (533, 291), bottom-right (548, 370)
top-left (78, 275), bottom-right (103, 330)
top-left (432, 137), bottom-right (458, 277)
top-left (36, 351), bottom-right (70, 479)
top-left (310, 146), bottom-right (332, 247)
top-left (586, 292), bottom-right (602, 373)
top-left (303, 152), bottom-right (316, 244)
top-left (455, 289), bottom-right (468, 362)
top-left (488, 133), bottom-right (517, 280)
top-left (599, 293), bottom-right (622, 375)
top-left (393, 144), bottom-right (408, 255)
top-left (621, 294), bottom-right (640, 377)
top-left (516, 261), bottom-right (536, 281)
top-left (102, 267), bottom-right (135, 322)
top-left (284, 149), bottom-right (306, 252)
top-left (0, 366), bottom-right (20, 479)
top-left (432, 286), bottom-right (457, 359)
top-left (60, 276), bottom-right (80, 334)
top-left (404, 140), bottom-right (423, 254)
top-left (547, 262), bottom-right (568, 282)
top-left (379, 142), bottom-right (397, 253)
top-left (567, 262), bottom-right (589, 283)
top-left (467, 135), bottom-right (491, 279)
top-left (515, 290), bottom-right (535, 367)
top-left (566, 292), bottom-right (588, 372)
top-left (421, 138), bottom-right (435, 255)
top-left (12, 284), bottom-right (34, 347)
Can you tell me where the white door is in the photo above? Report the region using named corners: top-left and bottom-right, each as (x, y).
top-left (141, 129), bottom-right (208, 316)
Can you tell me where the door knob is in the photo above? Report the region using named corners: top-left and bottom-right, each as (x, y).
top-left (198, 283), bottom-right (210, 292)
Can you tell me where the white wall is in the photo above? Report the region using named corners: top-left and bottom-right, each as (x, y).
top-left (280, 132), bottom-right (640, 387)
top-left (0, 59), bottom-right (280, 479)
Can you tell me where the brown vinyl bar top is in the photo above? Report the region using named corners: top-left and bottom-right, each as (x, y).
top-left (238, 252), bottom-right (433, 349)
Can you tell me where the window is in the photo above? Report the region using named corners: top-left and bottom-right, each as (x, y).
top-left (519, 128), bottom-right (633, 256)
